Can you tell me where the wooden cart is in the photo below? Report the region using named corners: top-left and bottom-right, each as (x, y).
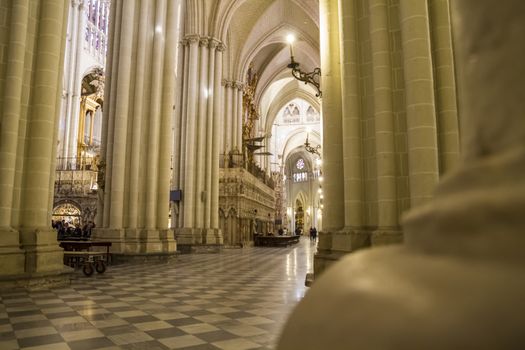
top-left (63, 251), bottom-right (107, 276)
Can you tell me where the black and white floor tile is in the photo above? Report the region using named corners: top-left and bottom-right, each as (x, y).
top-left (0, 239), bottom-right (316, 350)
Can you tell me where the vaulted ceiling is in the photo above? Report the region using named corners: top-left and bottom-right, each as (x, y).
top-left (223, 0), bottom-right (320, 134)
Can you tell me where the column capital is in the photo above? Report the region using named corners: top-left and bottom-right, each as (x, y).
top-left (217, 42), bottom-right (227, 52)
top-left (208, 38), bottom-right (220, 50)
top-left (234, 81), bottom-right (244, 90)
top-left (184, 34), bottom-right (200, 46)
top-left (199, 37), bottom-right (209, 47)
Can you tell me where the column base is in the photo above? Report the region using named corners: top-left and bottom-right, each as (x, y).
top-left (371, 229), bottom-right (404, 246)
top-left (92, 228), bottom-right (177, 264)
top-left (0, 227), bottom-right (26, 276)
top-left (174, 228), bottom-right (223, 254)
top-left (0, 268), bottom-right (73, 291)
top-left (19, 228), bottom-right (66, 273)
top-left (0, 227), bottom-right (73, 290)
top-left (314, 228), bottom-right (371, 278)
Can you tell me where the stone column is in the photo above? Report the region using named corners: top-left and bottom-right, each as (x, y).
top-left (0, 0), bottom-right (29, 229)
top-left (106, 0), bottom-right (134, 229)
top-left (212, 44), bottom-right (226, 228)
top-left (94, 0), bottom-right (178, 261)
top-left (399, 0), bottom-right (440, 207)
top-left (61, 0), bottom-right (80, 160)
top-left (232, 82), bottom-right (239, 151)
top-left (223, 80), bottom-right (233, 153)
top-left (173, 34), bottom-right (224, 251)
top-left (236, 84), bottom-right (244, 153)
top-left (66, 0), bottom-right (86, 161)
top-left (313, 0), bottom-right (458, 278)
top-left (0, 0), bottom-right (70, 286)
top-left (0, 0), bottom-right (31, 277)
top-left (173, 36), bottom-right (191, 228)
top-left (339, 0), bottom-right (363, 230)
top-left (314, 0), bottom-right (347, 276)
top-left (145, 0), bottom-right (167, 229)
top-left (368, 0), bottom-right (401, 244)
top-left (404, 0), bottom-right (525, 256)
top-left (320, 0), bottom-right (344, 231)
top-left (429, 0), bottom-right (460, 173)
top-left (195, 37), bottom-right (209, 228)
top-left (181, 34), bottom-right (199, 228)
top-left (157, 0), bottom-right (179, 229)
top-left (279, 1), bottom-right (525, 348)
top-left (205, 39), bottom-right (217, 229)
top-left (127, 0), bottom-right (150, 229)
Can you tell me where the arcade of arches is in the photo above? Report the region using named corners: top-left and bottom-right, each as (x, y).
top-left (1, 0), bottom-right (525, 348)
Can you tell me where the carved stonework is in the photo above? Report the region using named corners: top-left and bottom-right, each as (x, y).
top-left (184, 34), bottom-right (200, 45)
top-left (217, 43), bottom-right (227, 52)
top-left (219, 168), bottom-right (276, 245)
top-left (199, 37), bottom-right (209, 47)
top-left (208, 38), bottom-right (220, 50)
top-left (233, 81), bottom-right (244, 90)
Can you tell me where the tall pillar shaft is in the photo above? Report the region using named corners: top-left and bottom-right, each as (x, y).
top-left (211, 46), bottom-right (225, 228)
top-left (0, 0), bottom-right (70, 281)
top-left (21, 0), bottom-right (67, 229)
top-left (232, 83), bottom-right (239, 150)
top-left (429, 0), bottom-right (460, 173)
top-left (314, 0), bottom-right (458, 277)
top-left (195, 38), bottom-right (209, 227)
top-left (157, 0), bottom-right (178, 229)
top-left (0, 0), bottom-right (29, 227)
top-left (66, 2), bottom-right (85, 161)
top-left (204, 40), bottom-right (217, 228)
top-left (127, 0), bottom-right (150, 229)
top-left (61, 1), bottom-right (79, 159)
top-left (101, 0), bottom-right (121, 228)
top-left (236, 86), bottom-right (243, 153)
top-left (320, 0), bottom-right (344, 231)
top-left (368, 0), bottom-right (398, 230)
top-left (399, 0), bottom-right (440, 207)
top-left (107, 1), bottom-right (134, 229)
top-left (224, 82), bottom-right (233, 152)
top-left (95, 0), bottom-right (180, 259)
top-left (145, 0), bottom-right (167, 229)
top-left (174, 36), bottom-right (190, 228)
top-left (182, 36), bottom-right (199, 226)
top-left (173, 33), bottom-right (224, 248)
top-left (338, 0), bottom-right (363, 229)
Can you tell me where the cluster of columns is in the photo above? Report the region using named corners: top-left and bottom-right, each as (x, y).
top-left (279, 0), bottom-right (525, 348)
top-left (221, 80), bottom-right (244, 154)
top-left (0, 0), bottom-right (69, 280)
top-left (171, 34), bottom-right (225, 248)
top-left (93, 0), bottom-right (182, 258)
top-left (315, 0), bottom-right (459, 276)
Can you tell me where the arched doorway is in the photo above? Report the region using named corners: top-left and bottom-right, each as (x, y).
top-left (52, 201), bottom-right (82, 226)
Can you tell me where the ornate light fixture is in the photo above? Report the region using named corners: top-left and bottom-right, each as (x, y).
top-left (286, 34), bottom-right (322, 98)
top-left (304, 133), bottom-right (321, 156)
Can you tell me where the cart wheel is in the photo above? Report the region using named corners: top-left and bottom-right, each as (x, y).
top-left (95, 260), bottom-right (106, 273)
top-left (83, 263), bottom-right (94, 276)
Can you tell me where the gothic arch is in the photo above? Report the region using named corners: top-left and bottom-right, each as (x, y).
top-left (264, 88), bottom-right (320, 133)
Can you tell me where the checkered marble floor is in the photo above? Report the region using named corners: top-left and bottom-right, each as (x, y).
top-left (0, 239), bottom-right (317, 350)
